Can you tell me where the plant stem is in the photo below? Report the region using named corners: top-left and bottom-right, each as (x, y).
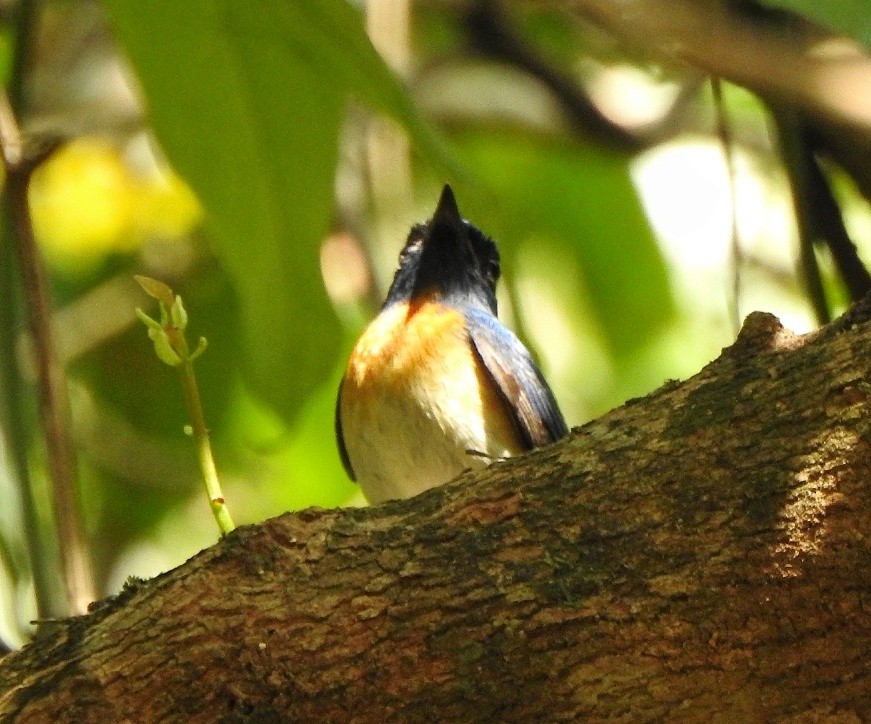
top-left (0, 92), bottom-right (95, 615)
top-left (0, 0), bottom-right (66, 626)
top-left (0, 198), bottom-right (61, 625)
top-left (711, 78), bottom-right (742, 336)
top-left (7, 0), bottom-right (38, 112)
top-left (135, 276), bottom-right (234, 536)
top-left (773, 109), bottom-right (831, 325)
top-left (178, 359), bottom-right (234, 535)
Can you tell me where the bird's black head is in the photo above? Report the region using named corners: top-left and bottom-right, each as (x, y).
top-left (384, 185), bottom-right (500, 313)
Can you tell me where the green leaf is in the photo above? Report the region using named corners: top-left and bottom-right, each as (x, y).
top-left (103, 1), bottom-right (340, 417)
top-left (249, 1), bottom-right (457, 171)
top-left (134, 275), bottom-right (175, 310)
top-left (103, 0), bottom-right (455, 419)
top-left (757, 0), bottom-right (871, 49)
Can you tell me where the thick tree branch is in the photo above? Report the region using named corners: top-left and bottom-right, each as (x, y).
top-left (554, 0), bottom-right (871, 203)
top-left (1, 301), bottom-right (870, 720)
top-left (554, 0), bottom-right (871, 133)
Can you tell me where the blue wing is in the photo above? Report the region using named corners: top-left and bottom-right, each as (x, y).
top-left (465, 307), bottom-right (568, 449)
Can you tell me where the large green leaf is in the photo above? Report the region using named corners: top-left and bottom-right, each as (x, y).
top-left (102, 0), bottom-right (451, 419)
top-left (758, 0), bottom-right (871, 49)
top-left (236, 2), bottom-right (454, 165)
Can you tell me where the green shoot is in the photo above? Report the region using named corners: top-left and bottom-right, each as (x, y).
top-left (134, 275), bottom-right (235, 536)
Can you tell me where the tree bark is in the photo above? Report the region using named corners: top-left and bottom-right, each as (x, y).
top-left (1, 305), bottom-right (870, 721)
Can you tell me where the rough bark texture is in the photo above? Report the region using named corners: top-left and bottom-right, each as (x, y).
top-left (1, 304), bottom-right (870, 721)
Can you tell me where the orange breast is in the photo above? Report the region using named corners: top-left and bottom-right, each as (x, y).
top-left (340, 299), bottom-right (522, 503)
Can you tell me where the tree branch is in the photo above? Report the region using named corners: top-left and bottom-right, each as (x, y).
top-left (464, 0), bottom-right (641, 150)
top-left (554, 0), bottom-right (871, 205)
top-left (555, 0), bottom-right (871, 133)
top-left (0, 92), bottom-right (95, 616)
top-left (774, 106), bottom-right (871, 305)
top-left (1, 301), bottom-right (870, 720)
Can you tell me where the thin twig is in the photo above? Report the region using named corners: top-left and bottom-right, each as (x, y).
top-left (771, 106), bottom-right (871, 307)
top-left (465, 0), bottom-right (641, 151)
top-left (0, 183), bottom-right (60, 626)
top-left (802, 129), bottom-right (871, 301)
top-left (711, 78), bottom-right (742, 335)
top-left (773, 108), bottom-right (830, 325)
top-left (0, 0), bottom-right (67, 625)
top-left (0, 90), bottom-right (95, 615)
top-left (7, 0), bottom-right (38, 113)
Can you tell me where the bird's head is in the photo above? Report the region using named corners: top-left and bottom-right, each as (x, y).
top-left (384, 185), bottom-right (500, 313)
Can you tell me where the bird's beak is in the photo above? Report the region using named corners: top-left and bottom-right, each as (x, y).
top-left (431, 184), bottom-right (463, 231)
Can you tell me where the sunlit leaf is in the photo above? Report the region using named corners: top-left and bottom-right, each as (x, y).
top-left (104, 0), bottom-right (453, 421)
top-left (29, 140), bottom-right (132, 260)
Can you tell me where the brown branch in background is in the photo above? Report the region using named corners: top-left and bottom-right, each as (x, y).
top-left (0, 0), bottom-right (65, 625)
top-left (773, 109), bottom-right (831, 325)
top-left (0, 92), bottom-right (95, 616)
top-left (551, 0), bottom-right (871, 217)
top-left (364, 0), bottom-right (416, 300)
top-left (465, 0), bottom-right (641, 151)
top-left (555, 0), bottom-right (871, 133)
top-left (773, 105), bottom-right (871, 319)
top-left (802, 130), bottom-right (871, 301)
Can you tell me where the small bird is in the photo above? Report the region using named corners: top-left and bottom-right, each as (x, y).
top-left (336, 185), bottom-right (568, 504)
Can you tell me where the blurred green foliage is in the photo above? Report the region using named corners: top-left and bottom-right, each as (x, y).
top-left (0, 0), bottom-right (869, 645)
top-left (758, 0), bottom-right (871, 50)
top-left (103, 2), bottom-right (343, 418)
top-left (452, 131), bottom-right (674, 356)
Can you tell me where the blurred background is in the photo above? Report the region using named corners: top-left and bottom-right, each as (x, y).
top-left (1, 0), bottom-right (869, 647)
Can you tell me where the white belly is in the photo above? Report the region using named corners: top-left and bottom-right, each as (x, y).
top-left (340, 302), bottom-right (521, 503)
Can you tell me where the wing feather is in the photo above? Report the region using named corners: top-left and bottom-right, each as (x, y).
top-left (334, 380), bottom-right (357, 482)
top-left (465, 307), bottom-right (568, 449)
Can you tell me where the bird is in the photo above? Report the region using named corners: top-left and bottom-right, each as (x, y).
top-left (335, 184), bottom-right (568, 504)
